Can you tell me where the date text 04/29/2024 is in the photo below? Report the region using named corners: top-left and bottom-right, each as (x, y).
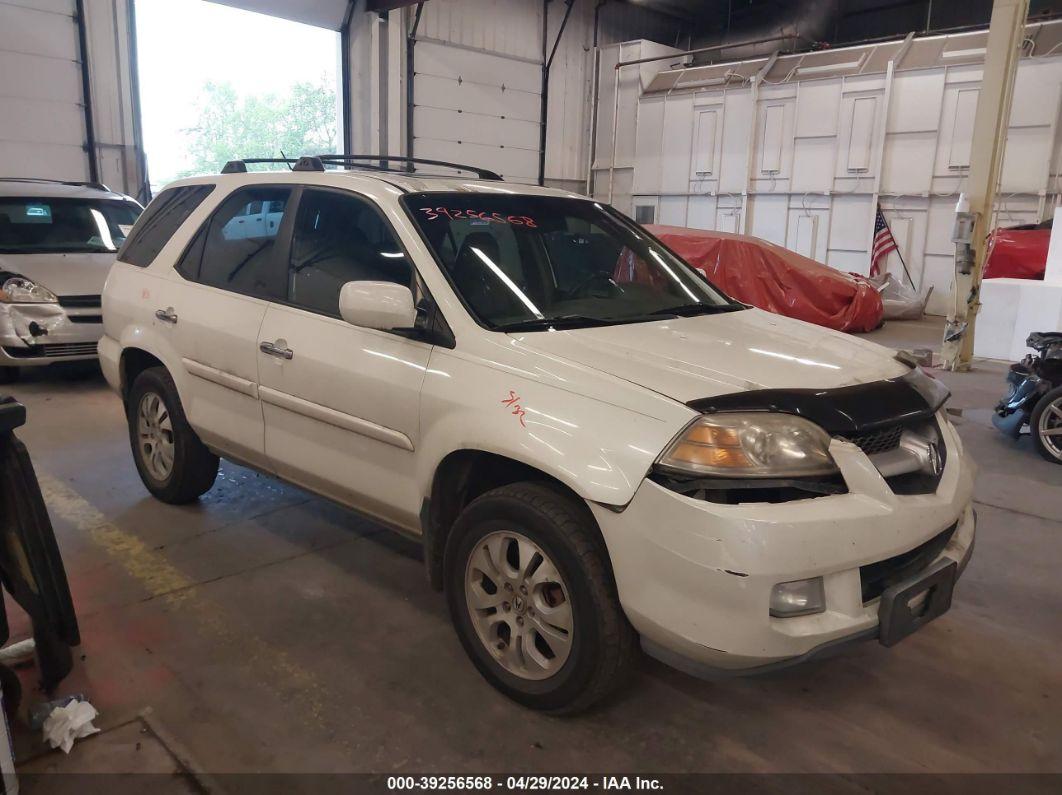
top-left (386, 776), bottom-right (664, 791)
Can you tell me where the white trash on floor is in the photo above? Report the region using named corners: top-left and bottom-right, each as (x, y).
top-left (42, 699), bottom-right (99, 754)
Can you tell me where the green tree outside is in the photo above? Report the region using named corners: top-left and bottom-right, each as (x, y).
top-left (173, 77), bottom-right (338, 180)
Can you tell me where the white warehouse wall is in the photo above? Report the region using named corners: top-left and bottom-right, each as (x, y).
top-left (0, 0), bottom-right (146, 199)
top-left (611, 24), bottom-right (1062, 317)
top-left (403, 0), bottom-right (683, 185)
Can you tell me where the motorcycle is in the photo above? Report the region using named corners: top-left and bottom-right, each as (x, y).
top-left (993, 331), bottom-right (1062, 464)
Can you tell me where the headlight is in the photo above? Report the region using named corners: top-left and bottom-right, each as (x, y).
top-left (1, 276), bottom-right (57, 304)
top-left (657, 413), bottom-right (838, 478)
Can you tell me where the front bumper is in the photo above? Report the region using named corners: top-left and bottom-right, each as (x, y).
top-left (0, 303), bottom-right (102, 366)
top-left (590, 411), bottom-right (976, 674)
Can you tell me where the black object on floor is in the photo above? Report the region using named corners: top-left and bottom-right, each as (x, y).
top-left (0, 396), bottom-right (80, 698)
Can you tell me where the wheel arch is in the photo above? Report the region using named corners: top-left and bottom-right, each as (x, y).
top-left (119, 347), bottom-right (166, 402)
top-left (422, 449), bottom-right (610, 591)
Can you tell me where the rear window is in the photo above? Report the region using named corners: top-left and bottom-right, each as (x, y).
top-left (118, 184), bottom-right (214, 267)
top-left (0, 197), bottom-right (142, 255)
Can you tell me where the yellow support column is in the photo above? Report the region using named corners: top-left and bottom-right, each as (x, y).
top-left (942, 0), bottom-right (1029, 371)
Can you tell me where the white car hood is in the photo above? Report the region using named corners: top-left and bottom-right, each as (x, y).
top-left (511, 308), bottom-right (909, 404)
top-left (0, 252), bottom-right (114, 296)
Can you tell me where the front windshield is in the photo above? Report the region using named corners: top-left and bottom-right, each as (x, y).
top-left (402, 193), bottom-right (737, 330)
top-left (0, 197), bottom-right (142, 255)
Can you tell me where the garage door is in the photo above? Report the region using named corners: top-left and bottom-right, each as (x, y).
top-left (0, 0), bottom-right (89, 180)
top-left (412, 40), bottom-right (541, 183)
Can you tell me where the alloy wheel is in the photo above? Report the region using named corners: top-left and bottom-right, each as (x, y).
top-left (464, 530), bottom-right (574, 681)
top-left (137, 391), bottom-right (175, 481)
top-left (1038, 397), bottom-right (1062, 461)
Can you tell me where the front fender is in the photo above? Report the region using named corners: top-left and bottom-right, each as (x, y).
top-left (416, 347), bottom-right (693, 507)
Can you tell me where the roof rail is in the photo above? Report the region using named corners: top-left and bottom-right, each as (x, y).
top-left (0, 177), bottom-right (112, 192)
top-left (218, 154), bottom-right (503, 181)
top-left (317, 154), bottom-right (502, 181)
top-left (63, 180), bottom-right (112, 192)
top-left (221, 158), bottom-right (298, 174)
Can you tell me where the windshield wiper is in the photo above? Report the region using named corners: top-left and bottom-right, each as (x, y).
top-left (649, 303), bottom-right (743, 317)
top-left (493, 314), bottom-right (612, 332)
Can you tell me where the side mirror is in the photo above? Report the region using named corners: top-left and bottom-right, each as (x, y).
top-left (339, 281), bottom-right (418, 331)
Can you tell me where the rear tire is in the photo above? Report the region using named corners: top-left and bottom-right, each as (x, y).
top-left (444, 482), bottom-right (636, 714)
top-left (1030, 386), bottom-right (1062, 465)
top-left (127, 367), bottom-right (219, 503)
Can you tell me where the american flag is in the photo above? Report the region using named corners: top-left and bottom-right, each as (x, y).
top-left (870, 205), bottom-right (898, 277)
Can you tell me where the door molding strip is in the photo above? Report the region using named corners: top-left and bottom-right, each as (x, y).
top-left (182, 358), bottom-right (258, 398)
top-left (258, 386), bottom-right (415, 452)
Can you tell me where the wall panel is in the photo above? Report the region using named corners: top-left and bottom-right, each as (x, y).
top-left (0, 0), bottom-right (145, 196)
top-left (626, 33), bottom-right (1062, 314)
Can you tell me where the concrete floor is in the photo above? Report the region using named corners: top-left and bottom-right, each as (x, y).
top-left (2, 316), bottom-right (1060, 776)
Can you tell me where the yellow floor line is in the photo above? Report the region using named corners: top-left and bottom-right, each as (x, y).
top-left (37, 472), bottom-right (331, 731)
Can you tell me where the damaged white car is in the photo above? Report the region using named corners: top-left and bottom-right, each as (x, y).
top-left (0, 179), bottom-right (143, 382)
top-left (100, 156), bottom-right (976, 714)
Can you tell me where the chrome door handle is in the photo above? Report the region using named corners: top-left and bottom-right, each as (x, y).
top-left (259, 341), bottom-right (293, 360)
top-left (155, 308), bottom-right (178, 324)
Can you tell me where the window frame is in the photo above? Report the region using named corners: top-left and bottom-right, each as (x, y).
top-left (169, 183), bottom-right (454, 347)
top-left (280, 185), bottom-right (420, 321)
top-left (172, 183), bottom-right (299, 302)
top-left (398, 193), bottom-right (736, 333)
top-left (117, 185), bottom-right (211, 267)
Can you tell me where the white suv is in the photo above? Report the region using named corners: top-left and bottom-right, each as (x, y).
top-left (0, 179), bottom-right (142, 381)
top-left (100, 155), bottom-right (975, 713)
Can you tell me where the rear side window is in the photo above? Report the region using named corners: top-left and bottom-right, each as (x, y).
top-left (194, 186), bottom-right (293, 300)
top-left (119, 184), bottom-right (214, 267)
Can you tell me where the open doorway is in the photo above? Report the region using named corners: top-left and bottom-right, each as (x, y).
top-left (134, 0), bottom-right (341, 195)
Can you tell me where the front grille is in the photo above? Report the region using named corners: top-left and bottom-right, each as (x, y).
top-left (3, 342), bottom-right (98, 359)
top-left (844, 424), bottom-right (904, 455)
top-left (57, 294), bottom-right (101, 309)
top-left (860, 522), bottom-right (957, 603)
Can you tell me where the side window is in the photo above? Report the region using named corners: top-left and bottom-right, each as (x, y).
top-left (175, 225), bottom-right (207, 281)
top-left (197, 187), bottom-right (292, 299)
top-left (118, 184), bottom-right (214, 267)
top-left (288, 189), bottom-right (411, 317)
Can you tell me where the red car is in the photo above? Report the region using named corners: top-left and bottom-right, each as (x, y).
top-left (984, 219), bottom-right (1051, 280)
top-left (646, 225), bottom-right (884, 333)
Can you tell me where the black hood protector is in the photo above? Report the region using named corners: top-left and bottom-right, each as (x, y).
top-left (687, 368), bottom-right (950, 435)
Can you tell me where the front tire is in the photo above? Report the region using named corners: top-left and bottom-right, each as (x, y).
top-left (444, 482), bottom-right (635, 714)
top-left (127, 367), bottom-right (219, 503)
top-left (1030, 386), bottom-right (1062, 464)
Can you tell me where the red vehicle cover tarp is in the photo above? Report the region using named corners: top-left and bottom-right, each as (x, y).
top-left (645, 225), bottom-right (884, 333)
top-left (983, 227), bottom-right (1049, 280)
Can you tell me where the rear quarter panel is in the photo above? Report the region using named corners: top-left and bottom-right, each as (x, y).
top-left (101, 261), bottom-right (190, 399)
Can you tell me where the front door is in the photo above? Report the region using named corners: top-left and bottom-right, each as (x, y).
top-left (257, 187), bottom-right (431, 529)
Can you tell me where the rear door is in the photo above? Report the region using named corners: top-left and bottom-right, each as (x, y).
top-left (161, 185), bottom-right (295, 470)
top-left (257, 187), bottom-right (431, 529)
